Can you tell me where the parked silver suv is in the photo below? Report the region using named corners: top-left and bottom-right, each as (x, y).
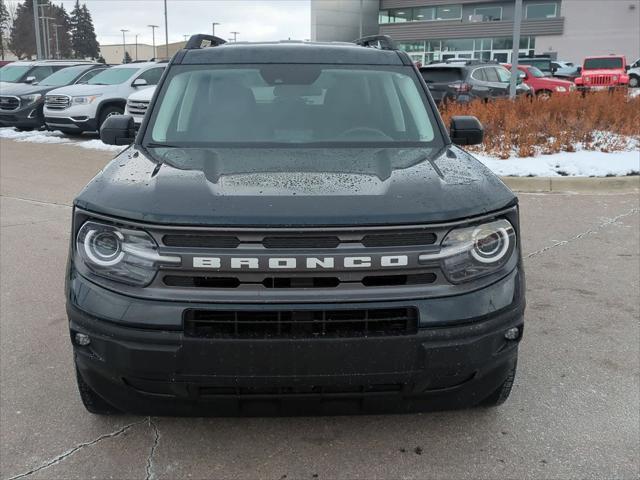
top-left (43, 61), bottom-right (165, 134)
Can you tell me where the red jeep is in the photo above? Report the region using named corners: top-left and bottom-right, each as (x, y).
top-left (574, 56), bottom-right (629, 91)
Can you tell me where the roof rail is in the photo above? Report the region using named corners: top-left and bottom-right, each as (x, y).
top-left (184, 34), bottom-right (227, 49)
top-left (353, 35), bottom-right (398, 51)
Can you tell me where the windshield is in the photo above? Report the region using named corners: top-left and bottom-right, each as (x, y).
top-left (39, 65), bottom-right (88, 86)
top-left (147, 64), bottom-right (439, 147)
top-left (528, 66), bottom-right (545, 78)
top-left (87, 67), bottom-right (137, 85)
top-left (583, 58), bottom-right (623, 70)
top-left (0, 65), bottom-right (31, 83)
top-left (520, 58), bottom-right (550, 72)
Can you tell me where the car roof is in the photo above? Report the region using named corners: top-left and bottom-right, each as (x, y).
top-left (179, 41), bottom-right (405, 66)
top-left (8, 60), bottom-right (96, 67)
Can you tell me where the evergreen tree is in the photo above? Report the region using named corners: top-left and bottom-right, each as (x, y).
top-left (70, 1), bottom-right (99, 59)
top-left (0, 0), bottom-right (9, 60)
top-left (9, 0), bottom-right (38, 59)
top-left (123, 50), bottom-right (131, 64)
top-left (51, 4), bottom-right (72, 58)
top-left (97, 54), bottom-right (105, 64)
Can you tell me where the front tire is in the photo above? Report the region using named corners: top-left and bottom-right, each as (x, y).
top-left (629, 75), bottom-right (639, 88)
top-left (75, 365), bottom-right (121, 415)
top-left (536, 90), bottom-right (552, 100)
top-left (98, 105), bottom-right (124, 130)
top-left (480, 360), bottom-right (517, 407)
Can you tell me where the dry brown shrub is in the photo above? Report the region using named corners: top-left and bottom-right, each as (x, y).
top-left (439, 91), bottom-right (640, 157)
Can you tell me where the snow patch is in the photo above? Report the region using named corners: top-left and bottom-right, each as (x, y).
top-left (0, 127), bottom-right (122, 152)
top-left (475, 150), bottom-right (640, 177)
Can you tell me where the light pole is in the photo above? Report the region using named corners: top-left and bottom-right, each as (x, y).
top-left (120, 29), bottom-right (129, 63)
top-left (230, 31), bottom-right (239, 42)
top-left (33, 0), bottom-right (43, 59)
top-left (509, 0), bottom-right (523, 99)
top-left (38, 4), bottom-right (50, 58)
top-left (52, 23), bottom-right (61, 59)
top-left (135, 34), bottom-right (139, 61)
top-left (148, 25), bottom-right (158, 59)
top-left (164, 0), bottom-right (169, 59)
top-left (212, 22), bottom-right (220, 36)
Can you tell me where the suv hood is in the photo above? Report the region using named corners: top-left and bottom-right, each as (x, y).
top-left (75, 146), bottom-right (516, 226)
top-left (0, 82), bottom-right (52, 96)
top-left (46, 83), bottom-right (116, 97)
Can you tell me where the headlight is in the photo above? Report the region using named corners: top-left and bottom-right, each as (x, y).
top-left (584, 76), bottom-right (591, 83)
top-left (76, 221), bottom-right (180, 286)
top-left (612, 75), bottom-right (618, 82)
top-left (72, 94), bottom-right (101, 105)
top-left (419, 219), bottom-right (516, 284)
top-left (20, 93), bottom-right (42, 105)
top-left (555, 86), bottom-right (567, 92)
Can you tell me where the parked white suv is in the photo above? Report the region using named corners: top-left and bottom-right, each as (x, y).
top-left (124, 86), bottom-right (156, 126)
top-left (44, 62), bottom-right (166, 134)
top-left (628, 58), bottom-right (640, 88)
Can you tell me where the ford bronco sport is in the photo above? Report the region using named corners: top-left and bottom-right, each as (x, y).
top-left (68, 35), bottom-right (525, 416)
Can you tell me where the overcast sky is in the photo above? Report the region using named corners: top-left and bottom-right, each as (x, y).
top-left (56, 0), bottom-right (311, 46)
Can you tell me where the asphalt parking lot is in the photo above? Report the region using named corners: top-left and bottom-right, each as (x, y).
top-left (1, 138), bottom-right (639, 480)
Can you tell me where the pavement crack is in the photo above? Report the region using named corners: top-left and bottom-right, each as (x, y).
top-left (145, 417), bottom-right (160, 480)
top-left (526, 208), bottom-right (639, 259)
top-left (6, 419), bottom-right (147, 480)
top-left (0, 194), bottom-right (72, 208)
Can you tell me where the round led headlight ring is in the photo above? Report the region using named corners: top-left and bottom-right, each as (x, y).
top-left (83, 229), bottom-right (125, 266)
top-left (471, 226), bottom-right (510, 264)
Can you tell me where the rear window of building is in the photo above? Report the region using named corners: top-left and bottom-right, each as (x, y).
top-left (420, 67), bottom-right (464, 83)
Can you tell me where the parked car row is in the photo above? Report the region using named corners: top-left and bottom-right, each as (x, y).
top-left (0, 59), bottom-right (166, 133)
top-left (420, 54), bottom-right (639, 105)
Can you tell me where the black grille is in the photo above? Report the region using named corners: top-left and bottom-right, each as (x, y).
top-left (263, 236), bottom-right (340, 249)
top-left (163, 234), bottom-right (240, 248)
top-left (184, 307), bottom-right (419, 339)
top-left (164, 273), bottom-right (436, 289)
top-left (0, 96), bottom-right (20, 111)
top-left (362, 231), bottom-right (437, 247)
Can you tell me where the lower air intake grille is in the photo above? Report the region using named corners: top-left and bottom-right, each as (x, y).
top-left (184, 307), bottom-right (419, 339)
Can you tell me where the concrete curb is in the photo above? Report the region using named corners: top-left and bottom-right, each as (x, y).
top-left (501, 176), bottom-right (640, 193)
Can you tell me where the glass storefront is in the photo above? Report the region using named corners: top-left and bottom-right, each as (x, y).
top-left (399, 37), bottom-right (536, 65)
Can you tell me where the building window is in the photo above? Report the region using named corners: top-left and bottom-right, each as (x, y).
top-left (441, 38), bottom-right (474, 52)
top-left (474, 6), bottom-right (502, 21)
top-left (436, 5), bottom-right (462, 20)
top-left (414, 7), bottom-right (435, 21)
top-left (387, 8), bottom-right (412, 22)
top-left (525, 3), bottom-right (558, 19)
top-left (398, 41), bottom-right (426, 52)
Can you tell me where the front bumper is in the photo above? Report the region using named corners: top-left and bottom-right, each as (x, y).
top-left (44, 104), bottom-right (98, 132)
top-left (68, 267), bottom-right (525, 415)
top-left (0, 104), bottom-right (44, 128)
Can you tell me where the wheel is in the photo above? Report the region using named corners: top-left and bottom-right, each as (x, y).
top-left (629, 75), bottom-right (639, 88)
top-left (536, 90), bottom-right (552, 100)
top-left (480, 361), bottom-right (517, 407)
top-left (75, 365), bottom-right (121, 415)
top-left (98, 105), bottom-right (124, 130)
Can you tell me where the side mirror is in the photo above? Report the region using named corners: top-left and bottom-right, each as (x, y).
top-left (450, 116), bottom-right (484, 146)
top-left (625, 65), bottom-right (630, 71)
top-left (132, 78), bottom-right (148, 87)
top-left (100, 114), bottom-right (136, 145)
top-left (576, 66), bottom-right (582, 74)
top-left (25, 76), bottom-right (36, 84)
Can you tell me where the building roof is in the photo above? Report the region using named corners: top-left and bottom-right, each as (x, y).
top-left (180, 41), bottom-right (407, 65)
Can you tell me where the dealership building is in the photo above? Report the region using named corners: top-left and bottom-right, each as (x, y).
top-left (311, 0), bottom-right (640, 64)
